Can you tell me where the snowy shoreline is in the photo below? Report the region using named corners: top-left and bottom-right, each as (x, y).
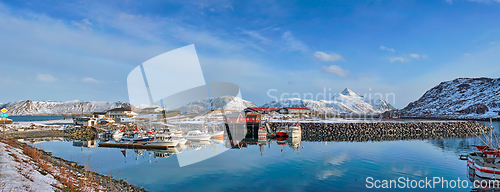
top-left (0, 139), bottom-right (148, 192)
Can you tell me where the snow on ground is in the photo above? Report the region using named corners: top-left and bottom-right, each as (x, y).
top-left (5, 119), bottom-right (74, 131)
top-left (0, 142), bottom-right (61, 191)
top-left (163, 111), bottom-right (461, 125)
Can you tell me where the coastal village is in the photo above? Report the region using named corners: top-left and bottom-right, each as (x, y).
top-left (1, 79), bottom-right (498, 191)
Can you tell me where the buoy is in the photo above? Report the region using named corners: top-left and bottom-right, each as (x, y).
top-left (302, 146), bottom-right (304, 149)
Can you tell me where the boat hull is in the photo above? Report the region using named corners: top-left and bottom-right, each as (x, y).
top-left (146, 140), bottom-right (179, 147)
top-left (468, 155), bottom-right (500, 179)
top-left (186, 136), bottom-right (211, 141)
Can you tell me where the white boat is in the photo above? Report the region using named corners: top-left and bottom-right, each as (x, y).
top-left (287, 126), bottom-right (301, 138)
top-left (112, 129), bottom-right (124, 138)
top-left (185, 130), bottom-right (211, 141)
top-left (164, 128), bottom-right (185, 139)
top-left (147, 134), bottom-right (179, 147)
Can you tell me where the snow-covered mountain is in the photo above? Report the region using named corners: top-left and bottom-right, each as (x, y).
top-left (262, 88), bottom-right (395, 115)
top-left (261, 98), bottom-right (339, 115)
top-left (0, 100), bottom-right (132, 116)
top-left (400, 77), bottom-right (500, 119)
top-left (178, 96), bottom-right (257, 114)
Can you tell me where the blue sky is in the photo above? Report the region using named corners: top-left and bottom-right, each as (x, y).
top-left (1, 0), bottom-right (500, 108)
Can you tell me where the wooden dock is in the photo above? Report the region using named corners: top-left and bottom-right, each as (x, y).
top-left (98, 142), bottom-right (171, 149)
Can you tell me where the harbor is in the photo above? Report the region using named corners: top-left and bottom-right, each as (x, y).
top-left (13, 122), bottom-right (496, 192)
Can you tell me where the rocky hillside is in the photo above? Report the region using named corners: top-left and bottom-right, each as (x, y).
top-left (400, 77), bottom-right (500, 119)
top-left (0, 100), bottom-right (132, 116)
top-left (262, 88), bottom-right (395, 115)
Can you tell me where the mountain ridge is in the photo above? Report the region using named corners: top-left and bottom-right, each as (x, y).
top-left (400, 77), bottom-right (500, 119)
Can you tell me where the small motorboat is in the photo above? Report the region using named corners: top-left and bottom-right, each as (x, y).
top-left (185, 130), bottom-right (211, 141)
top-left (112, 129), bottom-right (124, 138)
top-left (147, 134), bottom-right (179, 147)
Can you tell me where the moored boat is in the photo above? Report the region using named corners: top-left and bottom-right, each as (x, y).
top-left (112, 129), bottom-right (124, 138)
top-left (147, 134), bottom-right (179, 147)
top-left (185, 130), bottom-right (211, 141)
top-left (467, 145), bottom-right (500, 179)
top-left (122, 132), bottom-right (150, 142)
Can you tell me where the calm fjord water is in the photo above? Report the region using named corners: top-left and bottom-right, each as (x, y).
top-left (30, 121), bottom-right (499, 191)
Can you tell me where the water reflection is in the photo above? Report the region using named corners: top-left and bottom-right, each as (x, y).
top-left (72, 140), bottom-right (97, 148)
top-left (21, 121), bottom-right (500, 191)
top-left (468, 167), bottom-right (500, 191)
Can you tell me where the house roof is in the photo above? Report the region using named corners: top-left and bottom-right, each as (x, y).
top-left (108, 106), bottom-right (132, 112)
top-left (246, 107), bottom-right (279, 112)
top-left (282, 107), bottom-right (310, 110)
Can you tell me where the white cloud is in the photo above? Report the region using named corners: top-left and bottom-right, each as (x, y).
top-left (322, 65), bottom-right (349, 77)
top-left (464, 53), bottom-right (471, 56)
top-left (409, 54), bottom-right (428, 59)
top-left (389, 57), bottom-right (409, 63)
top-left (71, 18), bottom-right (92, 31)
top-left (314, 51), bottom-right (344, 62)
top-left (242, 30), bottom-right (271, 45)
top-left (282, 31), bottom-right (308, 52)
top-left (82, 77), bottom-right (100, 83)
top-left (36, 74), bottom-right (57, 82)
top-left (380, 45), bottom-right (395, 52)
top-left (446, 0), bottom-right (453, 4)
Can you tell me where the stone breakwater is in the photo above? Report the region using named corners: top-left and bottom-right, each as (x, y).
top-left (270, 121), bottom-right (490, 142)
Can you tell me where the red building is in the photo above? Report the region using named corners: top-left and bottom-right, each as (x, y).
top-left (225, 112), bottom-right (261, 123)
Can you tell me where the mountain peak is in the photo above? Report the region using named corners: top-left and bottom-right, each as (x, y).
top-left (341, 88), bottom-right (359, 96)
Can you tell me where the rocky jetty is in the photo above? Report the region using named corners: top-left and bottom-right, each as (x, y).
top-left (270, 121), bottom-right (490, 142)
top-left (63, 126), bottom-right (98, 140)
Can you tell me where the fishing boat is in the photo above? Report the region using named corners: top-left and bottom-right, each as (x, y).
top-left (146, 134), bottom-right (179, 147)
top-left (112, 129), bottom-right (124, 138)
top-left (467, 145), bottom-right (500, 179)
top-left (185, 130), bottom-right (211, 141)
top-left (276, 127), bottom-right (288, 137)
top-left (121, 132), bottom-right (150, 142)
top-left (287, 126), bottom-right (301, 138)
top-left (164, 128), bottom-right (185, 139)
top-left (467, 119), bottom-right (499, 179)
